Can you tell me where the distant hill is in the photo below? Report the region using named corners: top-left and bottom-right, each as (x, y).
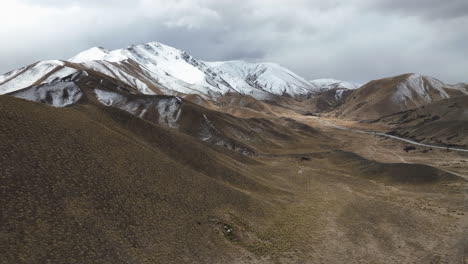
top-left (379, 95), bottom-right (468, 148)
top-left (335, 73), bottom-right (467, 120)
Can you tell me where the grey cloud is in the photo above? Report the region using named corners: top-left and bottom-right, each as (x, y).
top-left (367, 0), bottom-right (468, 19)
top-left (0, 0), bottom-right (467, 84)
top-left (220, 49), bottom-right (266, 61)
top-left (18, 0), bottom-right (130, 7)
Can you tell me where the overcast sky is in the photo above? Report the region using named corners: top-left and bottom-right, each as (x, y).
top-left (1, 0), bottom-right (467, 83)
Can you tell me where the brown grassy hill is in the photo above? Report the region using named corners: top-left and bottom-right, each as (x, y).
top-left (328, 151), bottom-right (460, 185)
top-left (1, 94), bottom-right (466, 263)
top-left (181, 94), bottom-right (217, 109)
top-left (335, 73), bottom-right (467, 120)
top-left (305, 88), bottom-right (352, 113)
top-left (378, 95), bottom-right (468, 147)
top-left (212, 94), bottom-right (276, 118)
top-left (0, 94), bottom-right (285, 264)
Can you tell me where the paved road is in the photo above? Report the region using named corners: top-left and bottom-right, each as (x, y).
top-left (313, 117), bottom-right (468, 153)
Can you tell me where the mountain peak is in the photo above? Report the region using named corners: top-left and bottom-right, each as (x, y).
top-left (69, 47), bottom-right (110, 63)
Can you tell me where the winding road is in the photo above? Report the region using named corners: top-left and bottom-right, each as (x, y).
top-left (313, 117), bottom-right (468, 153)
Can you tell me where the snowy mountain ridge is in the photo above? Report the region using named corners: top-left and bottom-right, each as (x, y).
top-left (204, 60), bottom-right (320, 97)
top-left (309, 78), bottom-right (361, 91)
top-left (70, 42), bottom-right (324, 98)
top-left (1, 41), bottom-right (331, 99)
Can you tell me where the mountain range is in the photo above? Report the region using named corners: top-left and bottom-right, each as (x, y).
top-left (1, 42), bottom-right (329, 99)
top-left (1, 41), bottom-right (467, 150)
top-left (1, 41), bottom-right (466, 117)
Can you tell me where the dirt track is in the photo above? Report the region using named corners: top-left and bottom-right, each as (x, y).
top-left (312, 116), bottom-right (468, 153)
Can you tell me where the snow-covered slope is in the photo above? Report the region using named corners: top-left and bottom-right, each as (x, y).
top-left (310, 78), bottom-right (361, 91)
top-left (0, 59), bottom-right (163, 96)
top-left (70, 42), bottom-right (239, 97)
top-left (69, 47), bottom-right (111, 62)
top-left (392, 73), bottom-right (467, 106)
top-left (205, 60), bottom-right (319, 97)
top-left (71, 43), bottom-right (206, 85)
top-left (0, 60), bottom-right (77, 94)
top-left (94, 89), bottom-right (183, 128)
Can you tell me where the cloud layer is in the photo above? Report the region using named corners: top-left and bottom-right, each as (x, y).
top-left (1, 0), bottom-right (467, 83)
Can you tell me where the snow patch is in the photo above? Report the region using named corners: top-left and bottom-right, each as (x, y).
top-left (335, 89), bottom-right (345, 100)
top-left (9, 82), bottom-right (83, 107)
top-left (157, 98), bottom-right (182, 128)
top-left (95, 89), bottom-right (182, 128)
top-left (199, 114), bottom-right (215, 141)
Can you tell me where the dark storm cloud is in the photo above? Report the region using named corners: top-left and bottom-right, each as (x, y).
top-left (1, 0), bottom-right (467, 84)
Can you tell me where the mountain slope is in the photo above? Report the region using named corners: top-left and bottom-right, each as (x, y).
top-left (0, 60), bottom-right (78, 94)
top-left (335, 73), bottom-right (468, 120)
top-left (70, 42), bottom-right (239, 97)
top-left (6, 69), bottom-right (324, 154)
top-left (379, 95), bottom-right (468, 148)
top-left (205, 60), bottom-right (319, 97)
top-left (0, 60), bottom-right (164, 96)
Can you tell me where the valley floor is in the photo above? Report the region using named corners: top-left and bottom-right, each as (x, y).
top-left (226, 115), bottom-right (468, 263)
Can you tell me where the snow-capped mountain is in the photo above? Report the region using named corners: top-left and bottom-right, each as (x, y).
top-left (205, 60), bottom-right (319, 97)
top-left (69, 42), bottom-right (238, 97)
top-left (309, 78), bottom-right (361, 91)
top-left (0, 41), bottom-right (323, 99)
top-left (3, 41), bottom-right (464, 110)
